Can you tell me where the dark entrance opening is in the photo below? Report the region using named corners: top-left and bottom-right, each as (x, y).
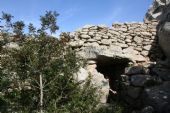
top-left (95, 55), bottom-right (130, 103)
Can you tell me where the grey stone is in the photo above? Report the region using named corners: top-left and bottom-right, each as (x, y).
top-left (143, 81), bottom-right (170, 113)
top-left (134, 36), bottom-right (143, 44)
top-left (151, 68), bottom-right (170, 81)
top-left (109, 30), bottom-right (120, 36)
top-left (88, 31), bottom-right (95, 36)
top-left (102, 35), bottom-right (109, 39)
top-left (109, 45), bottom-right (123, 54)
top-left (145, 0), bottom-right (170, 67)
top-left (118, 28), bottom-right (127, 32)
top-left (140, 32), bottom-right (152, 36)
top-left (127, 86), bottom-right (141, 99)
top-left (130, 74), bottom-right (152, 87)
top-left (80, 34), bottom-right (91, 39)
top-left (69, 40), bottom-right (84, 47)
top-left (141, 51), bottom-right (149, 56)
top-left (135, 47), bottom-right (142, 52)
top-left (86, 60), bottom-right (96, 64)
top-left (143, 45), bottom-right (152, 51)
top-left (94, 36), bottom-right (102, 40)
top-left (120, 74), bottom-right (129, 82)
top-left (117, 43), bottom-right (128, 48)
top-left (145, 0), bottom-right (170, 21)
top-left (86, 39), bottom-right (97, 42)
top-left (101, 39), bottom-right (111, 45)
top-left (126, 36), bottom-right (133, 39)
top-left (123, 47), bottom-right (139, 55)
top-left (82, 28), bottom-right (89, 32)
top-left (84, 42), bottom-right (99, 47)
top-left (125, 39), bottom-right (131, 43)
top-left (125, 66), bottom-right (146, 75)
top-left (140, 106), bottom-right (154, 113)
top-left (132, 55), bottom-right (146, 62)
top-left (91, 69), bottom-right (110, 103)
top-left (123, 53), bottom-right (146, 63)
top-left (74, 67), bottom-right (89, 83)
top-left (159, 22), bottom-right (170, 66)
top-left (80, 31), bottom-right (88, 35)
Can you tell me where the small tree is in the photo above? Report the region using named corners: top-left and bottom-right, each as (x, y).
top-left (0, 17), bottom-right (3, 29)
top-left (28, 23), bottom-right (36, 37)
top-left (40, 11), bottom-right (59, 34)
top-left (1, 37), bottom-right (100, 113)
top-left (13, 21), bottom-right (25, 38)
top-left (2, 12), bottom-right (13, 29)
top-left (0, 11), bottom-right (101, 113)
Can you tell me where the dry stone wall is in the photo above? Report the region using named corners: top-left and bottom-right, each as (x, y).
top-left (68, 20), bottom-right (159, 64)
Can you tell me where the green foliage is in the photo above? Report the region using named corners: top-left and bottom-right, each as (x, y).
top-left (2, 12), bottom-right (13, 23)
top-left (2, 12), bottom-right (13, 28)
top-left (28, 23), bottom-right (36, 36)
top-left (0, 11), bottom-right (101, 113)
top-left (13, 21), bottom-right (25, 36)
top-left (0, 37), bottom-right (100, 113)
top-left (0, 18), bottom-right (3, 29)
top-left (1, 12), bottom-right (13, 33)
top-left (40, 11), bottom-right (59, 34)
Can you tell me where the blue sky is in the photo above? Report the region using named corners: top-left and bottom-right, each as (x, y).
top-left (0, 0), bottom-right (153, 35)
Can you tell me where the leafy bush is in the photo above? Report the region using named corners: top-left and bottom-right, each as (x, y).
top-left (0, 11), bottom-right (101, 113)
top-left (0, 37), bottom-right (100, 113)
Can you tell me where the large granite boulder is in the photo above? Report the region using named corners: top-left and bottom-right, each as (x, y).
top-left (145, 0), bottom-right (170, 66)
top-left (75, 64), bottom-right (110, 104)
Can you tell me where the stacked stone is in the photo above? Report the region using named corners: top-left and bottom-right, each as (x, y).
top-left (121, 65), bottom-right (170, 113)
top-left (69, 21), bottom-right (158, 63)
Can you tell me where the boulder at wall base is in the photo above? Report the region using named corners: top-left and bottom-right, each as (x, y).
top-left (74, 67), bottom-right (89, 83)
top-left (145, 0), bottom-right (170, 67)
top-left (159, 22), bottom-right (170, 67)
top-left (88, 65), bottom-right (110, 104)
top-left (74, 67), bottom-right (110, 104)
top-left (142, 81), bottom-right (170, 113)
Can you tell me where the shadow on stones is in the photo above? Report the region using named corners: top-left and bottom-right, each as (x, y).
top-left (148, 21), bottom-right (165, 63)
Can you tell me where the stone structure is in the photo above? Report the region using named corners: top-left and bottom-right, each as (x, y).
top-left (1, 0), bottom-right (170, 112)
top-left (68, 21), bottom-right (158, 64)
top-left (63, 1), bottom-right (170, 112)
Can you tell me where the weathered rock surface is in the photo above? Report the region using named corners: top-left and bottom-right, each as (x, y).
top-left (151, 67), bottom-right (170, 81)
top-left (75, 64), bottom-right (110, 104)
top-left (140, 106), bottom-right (154, 113)
top-left (125, 66), bottom-right (146, 75)
top-left (143, 82), bottom-right (170, 113)
top-left (145, 0), bottom-right (170, 66)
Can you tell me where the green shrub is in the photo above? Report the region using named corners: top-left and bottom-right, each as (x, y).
top-left (0, 37), bottom-right (100, 113)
